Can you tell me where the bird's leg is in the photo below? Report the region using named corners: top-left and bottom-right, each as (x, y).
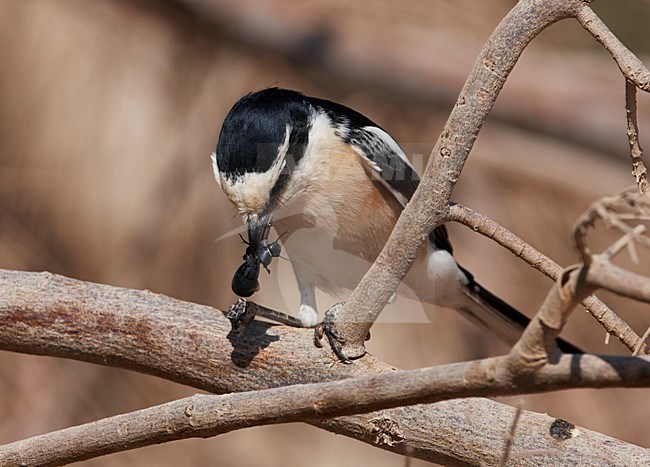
top-left (226, 298), bottom-right (368, 364)
top-left (225, 299), bottom-right (304, 336)
top-left (296, 272), bottom-right (357, 362)
top-left (226, 275), bottom-right (318, 334)
top-left (296, 276), bottom-right (318, 327)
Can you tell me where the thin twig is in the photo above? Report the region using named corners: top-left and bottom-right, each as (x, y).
top-left (575, 6), bottom-right (650, 92)
top-left (602, 225), bottom-right (646, 261)
top-left (633, 325), bottom-right (650, 357)
top-left (573, 209), bottom-right (597, 266)
top-left (403, 445), bottom-right (414, 467)
top-left (575, 188), bottom-right (650, 253)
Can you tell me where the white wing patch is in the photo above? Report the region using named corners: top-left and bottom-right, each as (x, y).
top-left (350, 125), bottom-right (418, 207)
top-left (362, 126), bottom-right (414, 171)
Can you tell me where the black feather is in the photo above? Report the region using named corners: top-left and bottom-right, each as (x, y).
top-left (215, 88), bottom-right (311, 182)
top-left (460, 266), bottom-right (583, 353)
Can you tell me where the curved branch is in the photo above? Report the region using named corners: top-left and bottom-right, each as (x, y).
top-left (334, 0), bottom-right (588, 356)
top-left (575, 6), bottom-right (650, 92)
top-left (1, 269), bottom-right (649, 466)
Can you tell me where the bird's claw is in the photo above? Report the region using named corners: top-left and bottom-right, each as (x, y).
top-left (313, 303), bottom-right (352, 364)
top-left (226, 298), bottom-right (257, 336)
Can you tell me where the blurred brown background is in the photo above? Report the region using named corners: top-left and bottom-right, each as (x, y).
top-left (1, 1), bottom-right (649, 465)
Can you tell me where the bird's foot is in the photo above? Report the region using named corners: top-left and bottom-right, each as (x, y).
top-left (314, 302), bottom-right (353, 364)
top-left (225, 298), bottom-right (257, 336)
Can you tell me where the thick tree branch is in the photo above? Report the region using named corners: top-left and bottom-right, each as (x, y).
top-left (2, 269), bottom-right (650, 466)
top-left (1, 350), bottom-right (649, 466)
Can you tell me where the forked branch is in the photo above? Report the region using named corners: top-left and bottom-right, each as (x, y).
top-left (449, 203), bottom-right (647, 354)
top-left (334, 0), bottom-right (650, 358)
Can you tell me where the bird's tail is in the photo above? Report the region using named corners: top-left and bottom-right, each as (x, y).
top-left (456, 269), bottom-right (582, 354)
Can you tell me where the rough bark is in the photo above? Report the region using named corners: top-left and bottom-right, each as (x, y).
top-left (1, 270), bottom-right (649, 466)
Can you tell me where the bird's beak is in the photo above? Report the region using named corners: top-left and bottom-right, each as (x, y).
top-left (230, 210), bottom-right (278, 298)
top-left (246, 210), bottom-right (274, 258)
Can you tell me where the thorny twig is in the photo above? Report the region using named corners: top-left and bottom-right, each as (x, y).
top-left (633, 325), bottom-right (650, 356)
top-left (574, 187), bottom-right (650, 264)
top-left (571, 193), bottom-right (650, 355)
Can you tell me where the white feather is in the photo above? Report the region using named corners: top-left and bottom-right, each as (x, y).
top-left (210, 152), bottom-right (222, 188)
top-left (362, 125), bottom-right (413, 171)
top-left (353, 125), bottom-right (416, 207)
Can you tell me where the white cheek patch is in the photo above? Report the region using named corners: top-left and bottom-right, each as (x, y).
top-left (213, 126), bottom-right (291, 216)
top-left (210, 152), bottom-right (222, 188)
top-left (222, 168), bottom-right (282, 215)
